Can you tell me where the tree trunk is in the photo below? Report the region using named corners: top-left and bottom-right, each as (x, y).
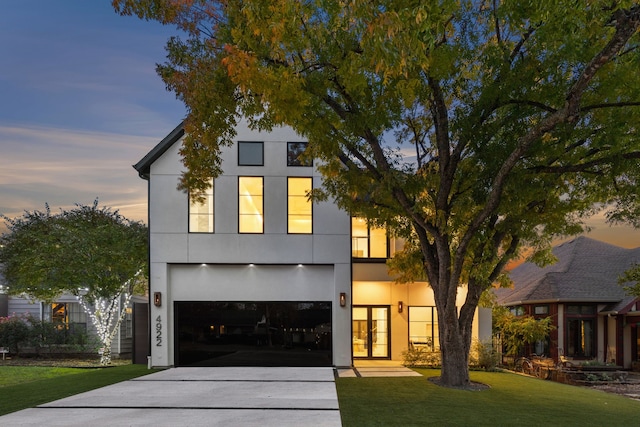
top-left (438, 304), bottom-right (472, 387)
top-left (100, 344), bottom-right (112, 366)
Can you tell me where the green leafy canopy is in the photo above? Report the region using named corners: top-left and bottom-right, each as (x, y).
top-left (0, 200), bottom-right (147, 304)
top-left (113, 0), bottom-right (640, 386)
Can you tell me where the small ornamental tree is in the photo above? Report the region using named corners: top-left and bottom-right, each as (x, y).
top-left (0, 200), bottom-right (147, 364)
top-left (493, 306), bottom-right (555, 358)
top-left (114, 1), bottom-right (640, 387)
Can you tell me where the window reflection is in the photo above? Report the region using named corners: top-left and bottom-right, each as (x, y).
top-left (189, 179), bottom-right (214, 233)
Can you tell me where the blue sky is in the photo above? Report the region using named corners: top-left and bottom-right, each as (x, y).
top-left (0, 1), bottom-right (185, 227)
top-left (1, 2), bottom-right (639, 248)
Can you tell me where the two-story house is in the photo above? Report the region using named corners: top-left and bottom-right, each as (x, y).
top-left (134, 121), bottom-right (491, 368)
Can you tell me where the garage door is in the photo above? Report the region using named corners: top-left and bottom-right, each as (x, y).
top-left (175, 301), bottom-right (332, 367)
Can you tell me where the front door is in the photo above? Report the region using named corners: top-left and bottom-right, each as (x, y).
top-left (353, 306), bottom-right (390, 358)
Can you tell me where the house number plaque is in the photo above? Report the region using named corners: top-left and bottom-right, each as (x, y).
top-left (155, 315), bottom-right (162, 346)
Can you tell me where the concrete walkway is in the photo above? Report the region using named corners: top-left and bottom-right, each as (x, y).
top-left (337, 360), bottom-right (422, 378)
top-left (0, 367), bottom-right (341, 427)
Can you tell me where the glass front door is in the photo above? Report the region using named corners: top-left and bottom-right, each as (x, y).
top-left (353, 306), bottom-right (390, 358)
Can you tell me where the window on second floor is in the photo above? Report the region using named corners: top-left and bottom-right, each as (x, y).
top-left (351, 217), bottom-right (387, 258)
top-left (239, 176), bottom-right (264, 233)
top-left (288, 177), bottom-right (312, 234)
top-left (238, 141), bottom-right (264, 166)
top-left (189, 179), bottom-right (214, 233)
top-left (287, 141), bottom-right (312, 166)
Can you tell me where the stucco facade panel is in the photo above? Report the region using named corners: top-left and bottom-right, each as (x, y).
top-left (150, 233), bottom-right (189, 263)
top-left (168, 264), bottom-right (335, 302)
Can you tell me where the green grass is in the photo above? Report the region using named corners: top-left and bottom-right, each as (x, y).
top-left (336, 369), bottom-right (640, 427)
top-left (0, 366), bottom-right (91, 387)
top-left (0, 364), bottom-right (155, 416)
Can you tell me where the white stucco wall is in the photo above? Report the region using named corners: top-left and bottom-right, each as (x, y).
top-left (146, 121), bottom-right (352, 367)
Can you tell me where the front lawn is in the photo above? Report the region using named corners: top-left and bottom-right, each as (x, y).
top-left (336, 369), bottom-right (640, 426)
top-left (0, 364), bottom-right (155, 416)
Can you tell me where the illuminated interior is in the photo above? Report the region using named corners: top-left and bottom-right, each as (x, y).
top-left (239, 177), bottom-right (264, 233)
top-left (351, 217), bottom-right (387, 258)
top-left (288, 177), bottom-right (312, 233)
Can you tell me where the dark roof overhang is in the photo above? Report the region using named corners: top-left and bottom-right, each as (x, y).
top-left (133, 121), bottom-right (185, 180)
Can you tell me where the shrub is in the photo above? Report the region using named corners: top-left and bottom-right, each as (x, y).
top-left (470, 339), bottom-right (500, 371)
top-left (0, 315), bottom-right (30, 353)
top-left (402, 344), bottom-right (442, 368)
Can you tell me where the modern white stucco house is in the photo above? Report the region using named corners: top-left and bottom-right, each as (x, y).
top-left (135, 121), bottom-right (491, 368)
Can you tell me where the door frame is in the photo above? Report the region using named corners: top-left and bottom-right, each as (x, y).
top-left (352, 305), bottom-right (391, 359)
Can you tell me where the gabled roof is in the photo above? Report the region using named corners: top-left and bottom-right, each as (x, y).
top-left (496, 236), bottom-right (640, 306)
top-left (133, 122), bottom-right (184, 180)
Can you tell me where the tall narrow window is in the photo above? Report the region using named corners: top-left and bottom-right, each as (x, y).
top-left (288, 177), bottom-right (312, 233)
top-left (239, 176), bottom-right (263, 233)
top-left (189, 179), bottom-right (214, 233)
top-left (351, 217), bottom-right (387, 258)
top-left (238, 141), bottom-right (264, 166)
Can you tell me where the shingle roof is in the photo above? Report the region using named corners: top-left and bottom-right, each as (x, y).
top-left (496, 236), bottom-right (640, 306)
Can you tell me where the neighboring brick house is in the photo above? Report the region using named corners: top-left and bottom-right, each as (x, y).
top-left (495, 236), bottom-right (640, 368)
top-left (134, 121), bottom-right (492, 368)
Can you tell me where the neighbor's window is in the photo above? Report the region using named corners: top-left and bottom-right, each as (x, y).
top-left (125, 307), bottom-right (133, 339)
top-left (287, 141), bottom-right (312, 166)
top-left (189, 178), bottom-right (214, 233)
top-left (509, 306), bottom-right (526, 316)
top-left (45, 302), bottom-right (87, 333)
top-left (287, 177), bottom-right (312, 234)
top-left (566, 304), bottom-right (596, 358)
top-left (239, 176), bottom-right (264, 233)
top-left (409, 306), bottom-right (439, 351)
top-left (351, 217), bottom-right (387, 258)
top-left (238, 141), bottom-right (264, 166)
top-left (534, 305), bottom-right (549, 315)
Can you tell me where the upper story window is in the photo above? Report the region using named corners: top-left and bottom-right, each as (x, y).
top-left (238, 141), bottom-right (264, 166)
top-left (287, 141), bottom-right (312, 167)
top-left (239, 176), bottom-right (264, 233)
top-left (288, 177), bottom-right (312, 234)
top-left (351, 217), bottom-right (387, 258)
top-left (189, 179), bottom-right (214, 233)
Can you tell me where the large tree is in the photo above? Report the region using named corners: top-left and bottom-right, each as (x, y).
top-left (114, 0), bottom-right (640, 386)
top-left (0, 201), bottom-right (147, 364)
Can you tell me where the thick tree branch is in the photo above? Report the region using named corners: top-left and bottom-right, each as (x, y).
top-left (457, 7), bottom-right (640, 263)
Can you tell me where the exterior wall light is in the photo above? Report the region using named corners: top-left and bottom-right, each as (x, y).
top-left (340, 292), bottom-right (347, 307)
top-left (398, 301), bottom-right (403, 313)
top-left (154, 292), bottom-right (162, 307)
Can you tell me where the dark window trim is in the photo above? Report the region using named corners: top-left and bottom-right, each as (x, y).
top-left (238, 141), bottom-right (264, 166)
top-left (287, 176), bottom-right (313, 235)
top-left (350, 218), bottom-right (390, 260)
top-left (238, 175), bottom-right (264, 234)
top-left (407, 305), bottom-right (438, 352)
top-left (287, 141), bottom-right (313, 167)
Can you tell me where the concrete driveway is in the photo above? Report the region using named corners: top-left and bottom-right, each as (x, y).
top-left (0, 367), bottom-right (341, 426)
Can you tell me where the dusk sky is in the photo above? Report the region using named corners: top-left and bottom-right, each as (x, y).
top-left (0, 1), bottom-right (185, 229)
top-left (1, 1), bottom-right (639, 248)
